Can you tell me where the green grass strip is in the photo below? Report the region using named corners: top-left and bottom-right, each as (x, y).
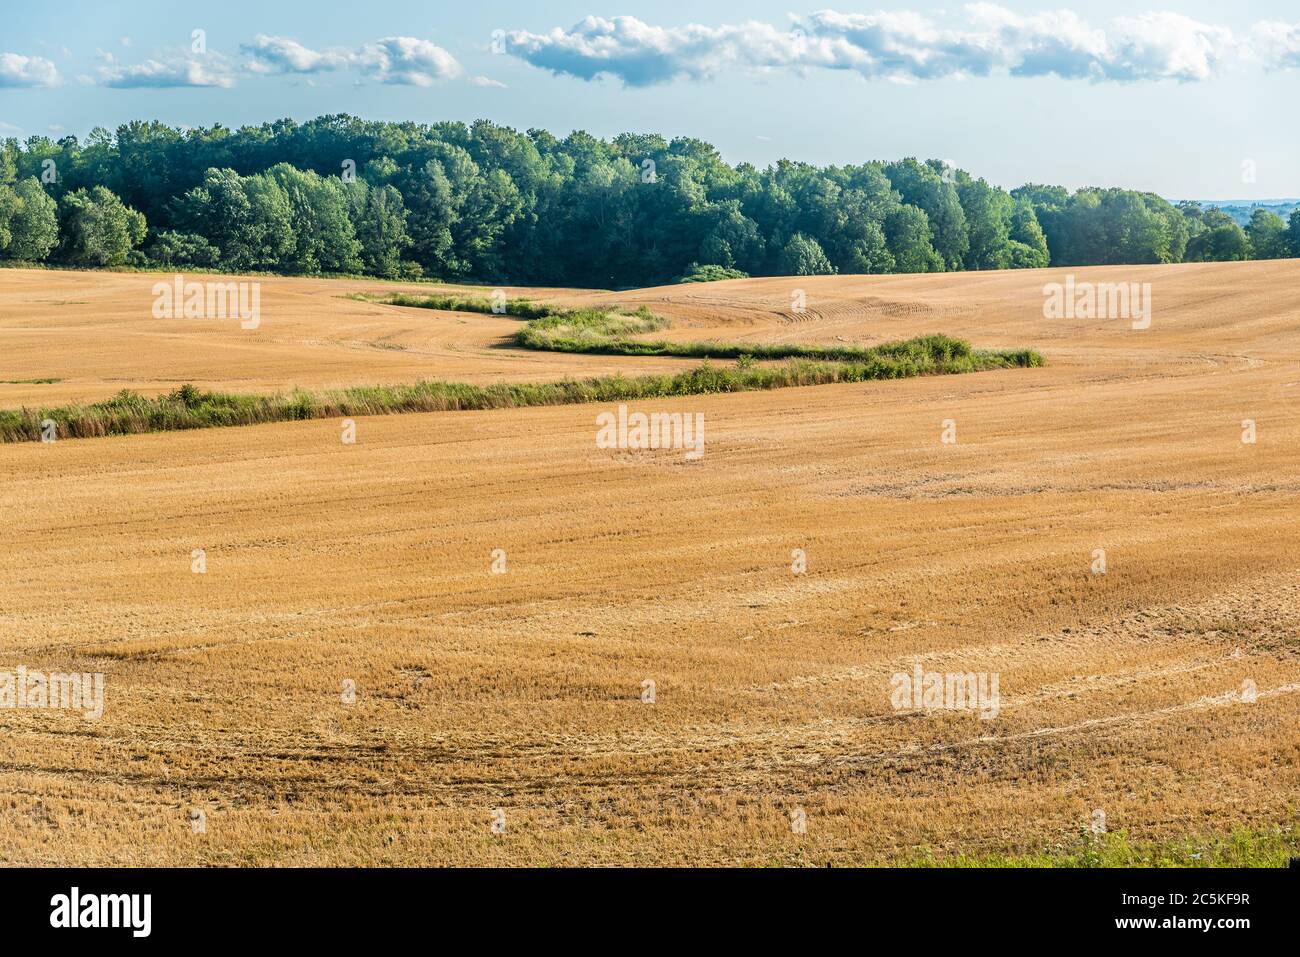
top-left (0, 336), bottom-right (1040, 443)
top-left (365, 292), bottom-right (1043, 366)
top-left (349, 292), bottom-right (560, 321)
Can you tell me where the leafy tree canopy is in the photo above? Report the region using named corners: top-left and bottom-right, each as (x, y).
top-left (2, 115), bottom-right (1294, 280)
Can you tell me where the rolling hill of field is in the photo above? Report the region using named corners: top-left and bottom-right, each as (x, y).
top-left (0, 261), bottom-right (1297, 865)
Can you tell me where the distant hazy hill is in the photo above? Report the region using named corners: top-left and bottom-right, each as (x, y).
top-left (1179, 199), bottom-right (1300, 227)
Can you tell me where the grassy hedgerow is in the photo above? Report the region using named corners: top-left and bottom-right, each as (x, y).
top-left (358, 292), bottom-right (672, 333)
top-left (515, 307), bottom-right (1044, 366)
top-left (0, 336), bottom-right (1041, 443)
top-left (361, 292), bottom-right (1045, 368)
top-left (351, 292), bottom-right (558, 321)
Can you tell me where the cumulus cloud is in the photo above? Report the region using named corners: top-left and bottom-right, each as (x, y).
top-left (97, 55), bottom-right (235, 88)
top-left (1252, 20), bottom-right (1300, 70)
top-left (499, 16), bottom-right (789, 85)
top-left (498, 6), bottom-right (1260, 85)
top-left (96, 35), bottom-right (464, 89)
top-left (241, 35), bottom-right (350, 74)
top-left (0, 52), bottom-right (61, 88)
top-left (354, 37), bottom-right (463, 85)
top-left (1099, 12), bottom-right (1234, 81)
top-left (240, 34), bottom-right (463, 86)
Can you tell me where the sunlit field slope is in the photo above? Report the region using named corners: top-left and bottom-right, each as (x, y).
top-left (0, 260), bottom-right (1297, 865)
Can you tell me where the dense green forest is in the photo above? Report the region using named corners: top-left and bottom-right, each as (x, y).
top-left (2, 114), bottom-right (1297, 287)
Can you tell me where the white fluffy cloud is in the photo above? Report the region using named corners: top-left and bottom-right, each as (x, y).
top-left (498, 6), bottom-right (1271, 85)
top-left (1252, 20), bottom-right (1300, 70)
top-left (96, 56), bottom-right (235, 89)
top-left (0, 52), bottom-right (60, 88)
top-left (240, 34), bottom-right (463, 86)
top-left (354, 37), bottom-right (463, 85)
top-left (500, 17), bottom-right (788, 85)
top-left (241, 35), bottom-right (350, 75)
top-left (1096, 12), bottom-right (1234, 82)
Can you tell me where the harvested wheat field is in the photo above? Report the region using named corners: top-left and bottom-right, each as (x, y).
top-left (0, 260), bottom-right (1298, 866)
top-left (0, 270), bottom-right (704, 408)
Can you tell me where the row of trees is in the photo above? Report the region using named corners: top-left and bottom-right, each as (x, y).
top-left (2, 115), bottom-right (1297, 284)
top-left (1011, 184), bottom-right (1300, 266)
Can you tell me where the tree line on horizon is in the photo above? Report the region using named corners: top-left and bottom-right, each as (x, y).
top-left (2, 114), bottom-right (1297, 287)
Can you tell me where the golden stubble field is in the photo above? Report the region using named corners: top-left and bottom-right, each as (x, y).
top-left (0, 261), bottom-right (1297, 865)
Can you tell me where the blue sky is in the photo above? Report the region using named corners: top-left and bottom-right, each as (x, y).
top-left (2, 0), bottom-right (1298, 199)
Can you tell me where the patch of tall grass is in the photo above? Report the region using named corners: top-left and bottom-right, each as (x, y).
top-left (362, 292), bottom-right (1045, 369)
top-left (352, 292), bottom-right (558, 321)
top-left (521, 318), bottom-right (1042, 366)
top-left (359, 292), bottom-right (671, 333)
